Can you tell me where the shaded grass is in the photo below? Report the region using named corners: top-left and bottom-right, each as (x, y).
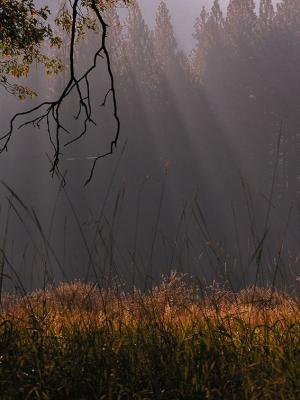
top-left (0, 273), bottom-right (299, 399)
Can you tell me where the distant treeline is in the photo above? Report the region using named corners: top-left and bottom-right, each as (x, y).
top-left (100, 0), bottom-right (300, 206)
top-left (44, 0), bottom-right (300, 283)
top-left (50, 0), bottom-right (300, 200)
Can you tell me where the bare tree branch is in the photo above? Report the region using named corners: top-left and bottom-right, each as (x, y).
top-left (0, 0), bottom-right (121, 186)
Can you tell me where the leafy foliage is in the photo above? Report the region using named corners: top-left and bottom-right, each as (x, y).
top-left (0, 0), bottom-right (62, 98)
top-left (0, 0), bottom-right (130, 99)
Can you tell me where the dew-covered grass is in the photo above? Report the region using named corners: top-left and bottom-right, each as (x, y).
top-left (0, 273), bottom-right (299, 399)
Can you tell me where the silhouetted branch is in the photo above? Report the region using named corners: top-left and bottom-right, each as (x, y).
top-left (85, 0), bottom-right (121, 186)
top-left (0, 0), bottom-right (121, 186)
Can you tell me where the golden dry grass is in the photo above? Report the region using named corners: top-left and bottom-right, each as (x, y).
top-left (0, 273), bottom-right (299, 399)
top-left (2, 272), bottom-right (299, 333)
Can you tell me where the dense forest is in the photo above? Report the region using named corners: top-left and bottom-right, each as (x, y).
top-left (101, 0), bottom-right (300, 206)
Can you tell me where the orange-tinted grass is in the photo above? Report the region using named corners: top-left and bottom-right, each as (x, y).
top-left (1, 273), bottom-right (299, 334)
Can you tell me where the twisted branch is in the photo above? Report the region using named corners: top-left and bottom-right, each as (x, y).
top-left (0, 0), bottom-right (121, 186)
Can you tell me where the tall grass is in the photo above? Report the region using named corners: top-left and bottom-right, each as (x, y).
top-left (0, 132), bottom-right (299, 399)
top-left (0, 273), bottom-right (299, 399)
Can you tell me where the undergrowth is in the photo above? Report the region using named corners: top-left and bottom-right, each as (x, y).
top-left (0, 272), bottom-right (299, 399)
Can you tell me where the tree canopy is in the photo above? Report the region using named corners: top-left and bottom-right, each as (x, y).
top-left (0, 0), bottom-right (62, 98)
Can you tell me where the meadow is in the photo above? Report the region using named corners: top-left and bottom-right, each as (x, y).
top-left (0, 272), bottom-right (299, 399)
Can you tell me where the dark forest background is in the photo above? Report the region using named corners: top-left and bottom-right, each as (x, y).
top-left (1, 0), bottom-right (300, 291)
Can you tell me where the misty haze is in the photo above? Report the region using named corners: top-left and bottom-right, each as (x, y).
top-left (0, 0), bottom-right (298, 290)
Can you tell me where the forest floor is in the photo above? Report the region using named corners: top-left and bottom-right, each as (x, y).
top-left (0, 273), bottom-right (299, 399)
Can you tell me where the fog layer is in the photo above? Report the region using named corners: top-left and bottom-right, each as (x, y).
top-left (0, 0), bottom-right (298, 291)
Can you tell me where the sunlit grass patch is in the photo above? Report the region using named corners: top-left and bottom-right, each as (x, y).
top-left (0, 273), bottom-right (299, 399)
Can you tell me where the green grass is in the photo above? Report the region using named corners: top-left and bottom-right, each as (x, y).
top-left (0, 274), bottom-right (299, 399)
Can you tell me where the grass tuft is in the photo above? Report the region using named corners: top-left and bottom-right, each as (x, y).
top-left (0, 273), bottom-right (299, 399)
